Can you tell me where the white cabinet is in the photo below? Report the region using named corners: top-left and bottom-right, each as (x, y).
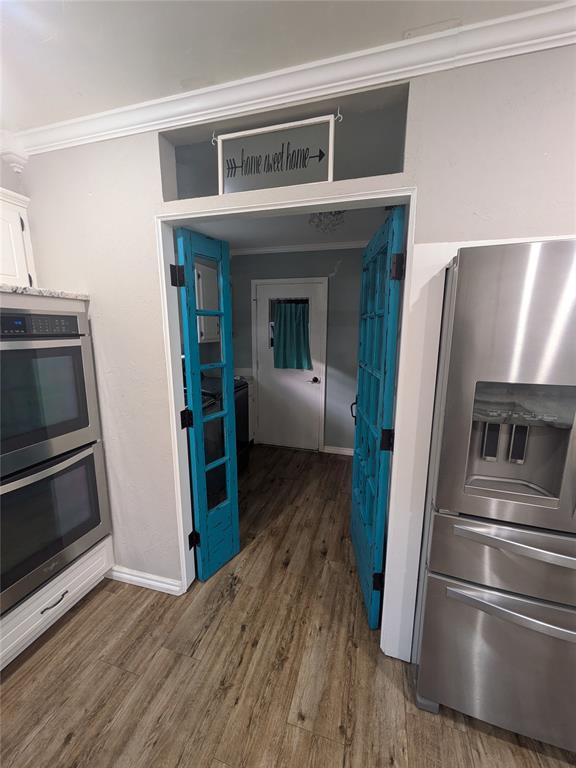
top-left (0, 188), bottom-right (36, 288)
top-left (0, 537), bottom-right (113, 669)
top-left (195, 261), bottom-right (220, 343)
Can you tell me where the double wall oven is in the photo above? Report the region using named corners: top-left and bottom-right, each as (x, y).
top-left (1, 302), bottom-right (111, 615)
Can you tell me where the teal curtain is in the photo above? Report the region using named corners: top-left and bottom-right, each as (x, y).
top-left (274, 301), bottom-right (312, 370)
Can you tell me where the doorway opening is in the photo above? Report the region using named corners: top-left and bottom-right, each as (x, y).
top-left (165, 198), bottom-right (408, 630)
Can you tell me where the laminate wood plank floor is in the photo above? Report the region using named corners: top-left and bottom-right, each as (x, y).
top-left (1, 446), bottom-right (574, 768)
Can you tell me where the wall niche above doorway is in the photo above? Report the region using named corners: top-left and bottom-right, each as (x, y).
top-left (159, 83), bottom-right (409, 201)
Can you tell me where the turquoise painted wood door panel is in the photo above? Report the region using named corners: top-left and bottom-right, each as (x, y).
top-left (176, 229), bottom-right (240, 580)
top-left (350, 206), bottom-right (405, 629)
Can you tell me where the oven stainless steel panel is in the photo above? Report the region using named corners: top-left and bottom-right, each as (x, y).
top-left (436, 240), bottom-right (576, 532)
top-left (417, 574), bottom-right (576, 752)
top-left (430, 512), bottom-right (576, 607)
top-left (0, 336), bottom-right (101, 476)
top-left (0, 441), bottom-right (111, 614)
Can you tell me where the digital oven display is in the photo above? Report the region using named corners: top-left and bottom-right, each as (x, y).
top-left (0, 313), bottom-right (79, 337)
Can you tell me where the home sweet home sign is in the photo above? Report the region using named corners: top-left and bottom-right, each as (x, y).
top-left (217, 116), bottom-right (334, 194)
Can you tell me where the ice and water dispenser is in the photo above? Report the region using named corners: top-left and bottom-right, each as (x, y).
top-left (466, 382), bottom-right (576, 508)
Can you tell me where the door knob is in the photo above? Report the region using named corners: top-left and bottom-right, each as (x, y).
top-left (308, 376), bottom-right (320, 383)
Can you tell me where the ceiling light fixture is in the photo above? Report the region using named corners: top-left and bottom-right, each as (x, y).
top-left (308, 211), bottom-right (345, 233)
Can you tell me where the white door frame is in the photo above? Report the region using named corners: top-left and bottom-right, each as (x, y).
top-left (154, 178), bottom-right (416, 660)
top-left (251, 276), bottom-right (328, 451)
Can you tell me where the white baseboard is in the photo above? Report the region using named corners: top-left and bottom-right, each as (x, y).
top-left (321, 445), bottom-right (354, 456)
top-left (107, 565), bottom-right (186, 596)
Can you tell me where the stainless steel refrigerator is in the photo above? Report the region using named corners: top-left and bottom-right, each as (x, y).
top-left (416, 239), bottom-right (576, 753)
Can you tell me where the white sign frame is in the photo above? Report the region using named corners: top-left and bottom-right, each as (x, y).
top-left (217, 114), bottom-right (335, 195)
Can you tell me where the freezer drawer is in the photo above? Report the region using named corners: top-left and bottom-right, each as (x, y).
top-left (429, 513), bottom-right (576, 607)
top-left (417, 574), bottom-right (576, 752)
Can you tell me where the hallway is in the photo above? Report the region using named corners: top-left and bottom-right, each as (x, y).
top-left (1, 447), bottom-right (572, 767)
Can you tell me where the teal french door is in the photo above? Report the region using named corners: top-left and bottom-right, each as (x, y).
top-left (176, 229), bottom-right (240, 581)
top-left (350, 206), bottom-right (405, 629)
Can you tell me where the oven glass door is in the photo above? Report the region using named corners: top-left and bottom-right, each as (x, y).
top-left (1, 339), bottom-right (95, 474)
top-left (1, 445), bottom-right (108, 612)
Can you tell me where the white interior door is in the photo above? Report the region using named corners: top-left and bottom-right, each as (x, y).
top-left (254, 279), bottom-right (327, 450)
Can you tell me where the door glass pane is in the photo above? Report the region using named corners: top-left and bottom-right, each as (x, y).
top-left (195, 256), bottom-right (221, 312)
top-left (1, 453), bottom-right (101, 589)
top-left (204, 416), bottom-right (225, 465)
top-left (206, 464), bottom-right (227, 510)
top-left (466, 382), bottom-right (576, 501)
top-left (1, 347), bottom-right (89, 454)
top-left (201, 365), bottom-right (226, 409)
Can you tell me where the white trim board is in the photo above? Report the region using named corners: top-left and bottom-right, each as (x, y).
top-left (156, 220), bottom-right (196, 591)
top-left (107, 565), bottom-right (186, 596)
top-left (0, 187), bottom-right (30, 208)
top-left (321, 446), bottom-right (354, 456)
top-left (17, 2), bottom-right (576, 154)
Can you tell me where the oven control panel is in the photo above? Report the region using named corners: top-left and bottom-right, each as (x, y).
top-left (1, 312), bottom-right (80, 338)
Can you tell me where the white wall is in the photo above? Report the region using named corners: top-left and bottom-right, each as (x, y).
top-left (26, 131), bottom-right (183, 583)
top-left (404, 45), bottom-right (576, 243)
top-left (24, 44), bottom-right (576, 652)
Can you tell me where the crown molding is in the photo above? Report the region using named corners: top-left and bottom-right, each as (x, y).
top-left (0, 130), bottom-right (29, 172)
top-left (0, 187), bottom-right (30, 208)
top-left (17, 2), bottom-right (576, 155)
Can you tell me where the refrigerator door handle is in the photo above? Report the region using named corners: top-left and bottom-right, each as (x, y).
top-left (446, 587), bottom-right (576, 644)
top-left (453, 524), bottom-right (576, 570)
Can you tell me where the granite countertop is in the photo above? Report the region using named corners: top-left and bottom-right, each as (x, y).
top-left (0, 284), bottom-right (89, 301)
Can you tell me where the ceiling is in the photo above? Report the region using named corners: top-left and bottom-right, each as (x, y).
top-left (0, 1), bottom-right (554, 133)
top-left (191, 205), bottom-right (390, 253)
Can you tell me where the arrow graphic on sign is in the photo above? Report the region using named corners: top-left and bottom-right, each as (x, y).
top-left (309, 148), bottom-right (326, 163)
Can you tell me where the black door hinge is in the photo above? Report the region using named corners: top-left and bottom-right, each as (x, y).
top-left (19, 215), bottom-right (25, 232)
top-left (373, 572), bottom-right (385, 591)
top-left (188, 530), bottom-right (200, 549)
top-left (391, 252), bottom-right (405, 281)
top-left (180, 408), bottom-right (193, 428)
top-left (380, 428), bottom-right (394, 451)
top-left (170, 264), bottom-right (185, 287)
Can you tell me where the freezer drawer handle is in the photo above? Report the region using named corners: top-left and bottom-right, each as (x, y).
top-left (453, 525), bottom-right (576, 571)
top-left (446, 587), bottom-right (576, 644)
top-left (0, 446), bottom-right (95, 495)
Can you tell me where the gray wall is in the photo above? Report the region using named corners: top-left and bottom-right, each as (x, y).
top-left (174, 84), bottom-right (408, 200)
top-left (24, 46), bottom-right (576, 586)
top-left (231, 249), bottom-right (363, 449)
top-left (26, 132), bottom-right (183, 582)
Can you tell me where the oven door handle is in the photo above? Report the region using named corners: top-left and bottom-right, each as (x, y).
top-left (453, 524), bottom-right (576, 570)
top-left (0, 446), bottom-right (94, 495)
top-left (446, 587), bottom-right (576, 644)
top-left (0, 338), bottom-right (83, 351)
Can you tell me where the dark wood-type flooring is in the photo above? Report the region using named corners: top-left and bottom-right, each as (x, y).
top-left (1, 446), bottom-right (574, 767)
